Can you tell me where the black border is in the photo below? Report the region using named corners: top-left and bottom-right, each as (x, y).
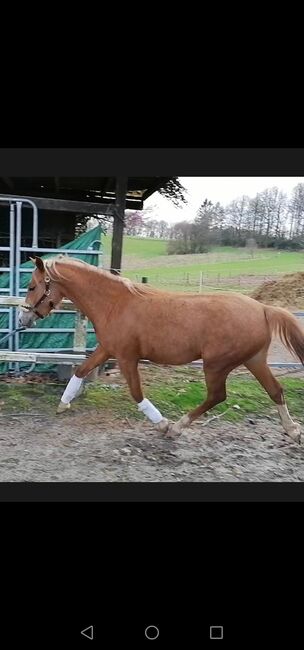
top-left (1, 482), bottom-right (304, 501)
top-left (0, 147), bottom-right (304, 176)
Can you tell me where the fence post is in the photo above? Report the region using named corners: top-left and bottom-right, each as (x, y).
top-left (74, 311), bottom-right (100, 381)
top-left (199, 271), bottom-right (203, 293)
top-left (73, 311), bottom-right (87, 353)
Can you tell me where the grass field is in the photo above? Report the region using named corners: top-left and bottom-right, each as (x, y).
top-left (102, 234), bottom-right (304, 293)
top-left (1, 374), bottom-right (303, 423)
top-left (103, 235), bottom-right (168, 258)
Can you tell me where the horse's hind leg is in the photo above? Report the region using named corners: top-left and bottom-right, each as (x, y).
top-left (118, 357), bottom-right (169, 433)
top-left (245, 356), bottom-right (301, 442)
top-left (169, 365), bottom-right (229, 436)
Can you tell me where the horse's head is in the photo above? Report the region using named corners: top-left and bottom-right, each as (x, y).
top-left (18, 256), bottom-right (63, 328)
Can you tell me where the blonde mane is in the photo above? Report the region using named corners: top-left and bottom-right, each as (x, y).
top-left (44, 254), bottom-right (161, 297)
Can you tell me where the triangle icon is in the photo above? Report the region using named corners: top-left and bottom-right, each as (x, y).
top-left (81, 625), bottom-right (94, 640)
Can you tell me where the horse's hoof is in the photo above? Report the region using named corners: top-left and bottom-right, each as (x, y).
top-left (288, 425), bottom-right (302, 444)
top-left (284, 424), bottom-right (301, 443)
top-left (166, 414), bottom-right (190, 437)
top-left (56, 401), bottom-right (71, 414)
top-left (166, 423), bottom-right (183, 438)
top-left (156, 418), bottom-right (169, 434)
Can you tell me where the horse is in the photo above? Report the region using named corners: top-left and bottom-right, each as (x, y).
top-left (18, 255), bottom-right (304, 442)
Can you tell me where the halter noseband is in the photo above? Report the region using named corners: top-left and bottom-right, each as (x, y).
top-left (22, 276), bottom-right (52, 319)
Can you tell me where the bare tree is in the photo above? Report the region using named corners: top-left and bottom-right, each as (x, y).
top-left (288, 183), bottom-right (304, 238)
top-left (274, 191), bottom-right (288, 238)
top-left (225, 196), bottom-right (250, 241)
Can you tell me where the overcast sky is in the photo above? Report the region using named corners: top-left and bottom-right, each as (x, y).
top-left (144, 177), bottom-right (304, 223)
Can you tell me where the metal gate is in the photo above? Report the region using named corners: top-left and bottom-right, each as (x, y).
top-left (0, 197), bottom-right (102, 372)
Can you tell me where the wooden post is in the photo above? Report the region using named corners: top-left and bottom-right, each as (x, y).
top-left (57, 310), bottom-right (88, 381)
top-left (73, 312), bottom-right (87, 353)
top-left (199, 271), bottom-right (203, 293)
top-left (110, 177), bottom-right (127, 275)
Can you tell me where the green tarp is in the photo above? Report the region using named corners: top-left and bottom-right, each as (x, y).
top-left (0, 225), bottom-right (104, 372)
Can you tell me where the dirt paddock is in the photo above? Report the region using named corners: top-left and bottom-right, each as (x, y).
top-left (1, 403), bottom-right (304, 482)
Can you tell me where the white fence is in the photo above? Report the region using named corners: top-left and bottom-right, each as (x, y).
top-left (0, 297), bottom-right (87, 366)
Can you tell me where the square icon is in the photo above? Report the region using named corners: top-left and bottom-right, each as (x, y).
top-left (210, 625), bottom-right (223, 640)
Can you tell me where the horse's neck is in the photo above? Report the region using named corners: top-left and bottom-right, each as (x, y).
top-left (58, 264), bottom-right (123, 327)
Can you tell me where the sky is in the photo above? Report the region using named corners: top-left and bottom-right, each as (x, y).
top-left (144, 177), bottom-right (304, 223)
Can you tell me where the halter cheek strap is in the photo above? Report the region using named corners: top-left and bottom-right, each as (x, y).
top-left (22, 277), bottom-right (52, 319)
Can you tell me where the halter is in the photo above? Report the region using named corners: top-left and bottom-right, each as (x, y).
top-left (22, 276), bottom-right (52, 319)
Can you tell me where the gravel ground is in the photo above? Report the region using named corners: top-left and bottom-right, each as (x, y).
top-left (1, 407), bottom-right (304, 482)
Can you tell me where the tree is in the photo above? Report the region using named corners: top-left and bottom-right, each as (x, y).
top-left (167, 198), bottom-right (226, 254)
top-left (288, 183), bottom-right (304, 238)
top-left (247, 194), bottom-right (262, 235)
top-left (157, 178), bottom-right (188, 207)
top-left (194, 199), bottom-right (213, 250)
top-left (225, 196), bottom-right (250, 243)
top-left (144, 219), bottom-right (161, 238)
top-left (158, 220), bottom-right (170, 239)
top-left (124, 211), bottom-right (146, 236)
top-left (167, 221), bottom-right (193, 254)
top-left (274, 190), bottom-right (287, 238)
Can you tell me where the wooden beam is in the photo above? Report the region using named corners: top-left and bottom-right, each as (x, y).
top-left (0, 192), bottom-right (142, 212)
top-left (0, 297), bottom-right (75, 309)
top-left (100, 195), bottom-right (143, 210)
top-left (110, 177), bottom-right (127, 274)
top-left (0, 194), bottom-right (117, 215)
top-left (0, 351), bottom-right (86, 364)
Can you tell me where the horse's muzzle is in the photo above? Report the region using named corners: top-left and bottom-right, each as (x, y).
top-left (18, 307), bottom-right (37, 328)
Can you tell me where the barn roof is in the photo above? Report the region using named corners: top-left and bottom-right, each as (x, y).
top-left (0, 177), bottom-right (172, 211)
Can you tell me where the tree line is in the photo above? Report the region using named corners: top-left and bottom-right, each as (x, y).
top-left (121, 182), bottom-right (304, 254)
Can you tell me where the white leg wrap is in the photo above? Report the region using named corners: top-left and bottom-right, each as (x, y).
top-left (138, 398), bottom-right (163, 424)
top-left (61, 375), bottom-right (83, 404)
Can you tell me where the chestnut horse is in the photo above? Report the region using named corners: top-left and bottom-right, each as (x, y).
top-left (19, 255), bottom-right (304, 441)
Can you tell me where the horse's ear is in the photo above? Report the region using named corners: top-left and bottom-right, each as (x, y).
top-left (30, 256), bottom-right (45, 272)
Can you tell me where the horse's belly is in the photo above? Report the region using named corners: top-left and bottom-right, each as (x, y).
top-left (143, 346), bottom-right (201, 365)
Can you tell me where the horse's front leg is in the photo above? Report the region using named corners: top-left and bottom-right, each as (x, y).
top-left (56, 346), bottom-right (109, 413)
top-left (118, 357), bottom-right (169, 433)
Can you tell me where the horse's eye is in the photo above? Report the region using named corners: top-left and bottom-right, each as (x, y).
top-left (28, 286), bottom-right (35, 291)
